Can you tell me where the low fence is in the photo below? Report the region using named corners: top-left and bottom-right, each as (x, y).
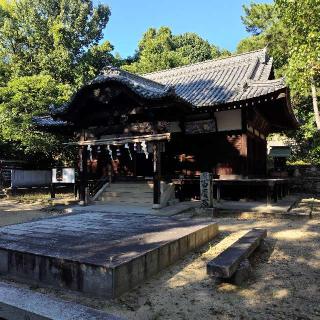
top-left (288, 165), bottom-right (320, 194)
top-left (11, 170), bottom-right (51, 188)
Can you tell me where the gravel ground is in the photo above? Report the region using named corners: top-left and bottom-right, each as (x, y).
top-left (35, 212), bottom-right (318, 320)
top-left (93, 216), bottom-right (319, 320)
top-left (1, 196), bottom-right (319, 319)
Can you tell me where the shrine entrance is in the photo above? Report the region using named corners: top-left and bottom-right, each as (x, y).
top-left (70, 133), bottom-right (171, 207)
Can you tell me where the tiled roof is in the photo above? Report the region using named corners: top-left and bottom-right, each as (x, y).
top-left (33, 116), bottom-right (68, 127)
top-left (90, 66), bottom-right (179, 100)
top-left (143, 48), bottom-right (285, 107)
top-left (35, 49), bottom-right (292, 128)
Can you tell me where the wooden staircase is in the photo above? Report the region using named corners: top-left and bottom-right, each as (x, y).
top-left (97, 181), bottom-right (154, 205)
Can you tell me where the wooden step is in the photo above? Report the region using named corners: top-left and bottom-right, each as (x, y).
top-left (107, 186), bottom-right (153, 191)
top-left (96, 182), bottom-right (154, 204)
top-left (99, 198), bottom-right (152, 204)
top-left (102, 191), bottom-right (153, 196)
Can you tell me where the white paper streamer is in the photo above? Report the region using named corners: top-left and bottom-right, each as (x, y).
top-left (87, 145), bottom-right (93, 161)
top-left (141, 141), bottom-right (149, 159)
top-left (107, 145), bottom-right (113, 161)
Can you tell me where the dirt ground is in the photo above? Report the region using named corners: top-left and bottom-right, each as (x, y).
top-left (1, 196), bottom-right (320, 319)
top-left (0, 195), bottom-right (74, 226)
top-left (93, 216), bottom-right (320, 320)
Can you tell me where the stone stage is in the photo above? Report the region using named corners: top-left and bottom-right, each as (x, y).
top-left (0, 211), bottom-right (218, 298)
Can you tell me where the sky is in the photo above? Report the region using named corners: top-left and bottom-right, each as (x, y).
top-left (96, 0), bottom-right (272, 58)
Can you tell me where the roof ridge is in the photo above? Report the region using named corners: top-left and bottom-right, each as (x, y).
top-left (100, 66), bottom-right (168, 90)
top-left (143, 48), bottom-right (268, 77)
top-left (248, 78), bottom-right (285, 85)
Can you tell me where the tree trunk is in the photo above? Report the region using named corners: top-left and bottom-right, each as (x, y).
top-left (311, 81), bottom-right (320, 130)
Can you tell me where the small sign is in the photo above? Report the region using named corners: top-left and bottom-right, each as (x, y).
top-left (52, 168), bottom-right (75, 184)
top-left (185, 119), bottom-right (216, 134)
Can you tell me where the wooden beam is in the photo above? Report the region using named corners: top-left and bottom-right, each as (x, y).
top-left (64, 133), bottom-right (171, 146)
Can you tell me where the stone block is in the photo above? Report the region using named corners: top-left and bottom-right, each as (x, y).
top-left (207, 229), bottom-right (267, 278)
top-left (0, 210), bottom-right (218, 299)
top-left (230, 259), bottom-right (252, 285)
top-left (0, 249), bottom-right (8, 273)
top-left (169, 241), bottom-right (180, 263)
top-left (0, 281), bottom-right (123, 320)
top-left (144, 249), bottom-right (160, 278)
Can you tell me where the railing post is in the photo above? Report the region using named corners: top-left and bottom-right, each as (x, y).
top-left (79, 145), bottom-right (88, 206)
top-left (153, 142), bottom-right (161, 208)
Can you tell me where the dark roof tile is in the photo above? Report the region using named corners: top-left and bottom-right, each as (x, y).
top-left (90, 66), bottom-right (177, 100)
top-left (143, 48), bottom-right (286, 106)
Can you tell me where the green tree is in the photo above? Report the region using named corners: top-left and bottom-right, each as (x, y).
top-left (0, 75), bottom-right (71, 155)
top-left (237, 2), bottom-right (289, 72)
top-left (276, 0), bottom-right (320, 128)
top-left (238, 0), bottom-right (320, 163)
top-left (0, 0), bottom-right (114, 159)
top-left (124, 27), bottom-right (180, 74)
top-left (174, 32), bottom-right (228, 64)
top-left (0, 0), bottom-right (113, 86)
top-left (123, 27), bottom-right (230, 74)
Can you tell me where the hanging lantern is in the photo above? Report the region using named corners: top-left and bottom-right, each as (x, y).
top-left (107, 145), bottom-right (113, 160)
top-left (125, 143), bottom-right (132, 160)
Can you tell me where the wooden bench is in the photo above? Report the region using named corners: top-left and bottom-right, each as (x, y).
top-left (207, 228), bottom-right (267, 282)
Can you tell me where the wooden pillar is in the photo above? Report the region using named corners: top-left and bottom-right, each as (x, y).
top-left (153, 142), bottom-right (161, 207)
top-left (79, 145), bottom-right (88, 205)
top-left (241, 133), bottom-right (248, 177)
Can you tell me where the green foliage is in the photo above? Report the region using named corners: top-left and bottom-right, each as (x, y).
top-left (236, 3), bottom-right (274, 54)
top-left (241, 2), bottom-right (275, 35)
top-left (0, 0), bottom-right (114, 160)
top-left (123, 27), bottom-right (230, 74)
top-left (275, 0), bottom-right (320, 162)
top-left (239, 0), bottom-right (320, 164)
top-left (0, 75), bottom-right (71, 155)
top-left (237, 2), bottom-right (289, 71)
top-left (0, 0), bottom-right (113, 85)
top-left (275, 0), bottom-right (320, 95)
top-left (236, 34), bottom-right (266, 54)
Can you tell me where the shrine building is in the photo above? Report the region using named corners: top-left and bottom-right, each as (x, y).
top-left (35, 48), bottom-right (298, 207)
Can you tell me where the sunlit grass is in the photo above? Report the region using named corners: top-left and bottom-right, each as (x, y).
top-left (9, 192), bottom-right (75, 205)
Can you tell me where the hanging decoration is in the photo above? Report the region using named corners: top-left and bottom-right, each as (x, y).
top-left (125, 143), bottom-right (132, 160)
top-left (141, 141), bottom-right (149, 159)
top-left (107, 145), bottom-right (113, 161)
top-left (116, 148), bottom-right (121, 157)
top-left (87, 145), bottom-right (93, 161)
top-left (97, 146), bottom-right (101, 153)
top-left (133, 142), bottom-right (138, 152)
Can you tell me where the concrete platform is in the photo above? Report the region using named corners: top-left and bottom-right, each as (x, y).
top-left (0, 211), bottom-right (218, 298)
top-left (66, 200), bottom-right (199, 217)
top-left (0, 281), bottom-right (123, 320)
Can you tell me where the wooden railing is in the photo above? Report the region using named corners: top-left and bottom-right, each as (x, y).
top-left (88, 177), bottom-right (109, 199)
